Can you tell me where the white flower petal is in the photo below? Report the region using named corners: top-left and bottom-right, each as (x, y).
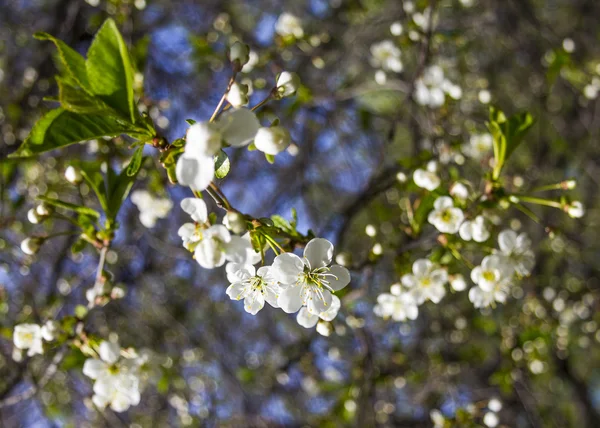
top-left (303, 238), bottom-right (334, 269)
top-left (218, 108), bottom-right (260, 147)
top-left (180, 198), bottom-right (208, 223)
top-left (327, 265), bottom-right (351, 291)
top-left (272, 252), bottom-right (304, 285)
top-left (277, 285), bottom-right (304, 313)
top-left (297, 308), bottom-right (319, 328)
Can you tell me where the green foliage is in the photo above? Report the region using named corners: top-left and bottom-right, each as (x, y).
top-left (10, 19), bottom-right (155, 158)
top-left (126, 146), bottom-right (145, 177)
top-left (214, 150), bottom-right (230, 179)
top-left (36, 195), bottom-right (101, 219)
top-left (487, 107), bottom-right (535, 180)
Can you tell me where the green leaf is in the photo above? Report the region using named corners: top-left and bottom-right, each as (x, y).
top-left (356, 88), bottom-right (404, 115)
top-left (56, 76), bottom-right (114, 115)
top-left (34, 32), bottom-right (92, 93)
top-left (79, 163), bottom-right (109, 213)
top-left (487, 107), bottom-right (535, 180)
top-left (214, 150), bottom-right (230, 179)
top-left (86, 19), bottom-right (137, 123)
top-left (37, 195), bottom-right (101, 219)
top-left (9, 108), bottom-right (132, 157)
top-left (185, 119), bottom-right (197, 125)
top-left (265, 154), bottom-right (275, 164)
top-left (126, 146), bottom-right (144, 176)
top-left (106, 165), bottom-right (140, 219)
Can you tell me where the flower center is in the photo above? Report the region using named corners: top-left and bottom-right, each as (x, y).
top-left (482, 270), bottom-right (496, 282)
top-left (420, 278), bottom-right (432, 288)
top-left (441, 209), bottom-right (453, 222)
top-left (299, 265), bottom-right (339, 307)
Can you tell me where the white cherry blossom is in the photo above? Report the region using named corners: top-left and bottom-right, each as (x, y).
top-left (401, 259), bottom-right (448, 304)
top-left (217, 108), bottom-right (260, 147)
top-left (428, 196), bottom-right (465, 234)
top-left (413, 168), bottom-right (440, 191)
top-left (65, 165), bottom-right (83, 184)
top-left (272, 238), bottom-right (351, 314)
top-left (130, 190), bottom-right (173, 228)
top-left (226, 265), bottom-right (282, 314)
top-left (463, 133), bottom-right (493, 160)
top-left (370, 40), bottom-right (403, 73)
top-left (471, 254), bottom-right (513, 292)
top-left (297, 295), bottom-right (341, 328)
top-left (374, 291), bottom-right (418, 321)
top-left (459, 216), bottom-right (490, 242)
top-left (275, 13), bottom-right (304, 38)
top-left (186, 121), bottom-right (222, 156)
top-left (13, 323), bottom-right (44, 356)
top-left (83, 341), bottom-right (141, 413)
top-left (177, 198), bottom-right (248, 269)
top-left (450, 182), bottom-right (469, 201)
top-left (496, 230), bottom-right (535, 276)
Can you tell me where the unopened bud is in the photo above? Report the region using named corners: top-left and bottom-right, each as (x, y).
top-left (563, 179), bottom-right (577, 190)
top-left (21, 237), bottom-right (44, 255)
top-left (27, 208), bottom-right (41, 224)
top-left (226, 82), bottom-right (249, 108)
top-left (35, 203), bottom-right (53, 217)
top-left (275, 71), bottom-right (300, 98)
top-left (225, 211), bottom-right (247, 234)
top-left (567, 201), bottom-right (584, 218)
top-left (229, 41), bottom-right (250, 69)
top-left (316, 321), bottom-right (333, 337)
top-left (65, 166), bottom-right (83, 184)
top-left (111, 286), bottom-right (126, 299)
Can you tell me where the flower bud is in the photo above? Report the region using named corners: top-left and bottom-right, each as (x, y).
top-left (41, 320), bottom-right (59, 341)
top-left (111, 286), bottom-right (126, 299)
top-left (254, 126), bottom-right (291, 155)
top-left (65, 166), bottom-right (83, 184)
top-left (316, 321), bottom-right (333, 337)
top-left (226, 82), bottom-right (249, 108)
top-left (563, 179), bottom-right (577, 190)
top-left (27, 208), bottom-right (41, 224)
top-left (567, 201), bottom-right (584, 218)
top-left (224, 211), bottom-right (247, 234)
top-left (229, 41), bottom-right (250, 68)
top-left (275, 71), bottom-right (300, 98)
top-left (21, 237), bottom-right (44, 255)
top-left (450, 183), bottom-right (469, 201)
top-left (35, 203), bottom-right (53, 217)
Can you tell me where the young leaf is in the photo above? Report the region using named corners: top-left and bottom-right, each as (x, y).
top-left (86, 19), bottom-right (137, 123)
top-left (265, 154), bottom-right (275, 164)
top-left (126, 146), bottom-right (144, 176)
top-left (214, 150), bottom-right (230, 179)
top-left (37, 195), bottom-right (101, 219)
top-left (34, 32), bottom-right (92, 93)
top-left (56, 76), bottom-right (115, 115)
top-left (9, 108), bottom-right (132, 157)
top-left (106, 164), bottom-right (141, 219)
top-left (79, 163), bottom-right (109, 213)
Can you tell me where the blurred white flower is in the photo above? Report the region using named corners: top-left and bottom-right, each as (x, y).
top-left (374, 290), bottom-right (419, 321)
top-left (370, 40), bottom-right (403, 73)
top-left (450, 182), bottom-right (469, 201)
top-left (402, 259), bottom-right (448, 304)
top-left (459, 216), bottom-right (490, 242)
top-left (83, 341), bottom-right (141, 412)
top-left (275, 13), bottom-right (304, 38)
top-left (450, 274), bottom-right (467, 291)
top-left (229, 41), bottom-right (249, 67)
top-left (413, 168), bottom-right (440, 191)
top-left (13, 324), bottom-right (44, 356)
top-left (497, 230), bottom-right (535, 276)
top-left (41, 320), bottom-right (59, 341)
top-left (464, 133), bottom-right (493, 159)
top-left (241, 50), bottom-right (259, 73)
top-left (130, 190), bottom-right (173, 228)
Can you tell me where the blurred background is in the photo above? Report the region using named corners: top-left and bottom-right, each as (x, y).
top-left (1, 0), bottom-right (600, 426)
